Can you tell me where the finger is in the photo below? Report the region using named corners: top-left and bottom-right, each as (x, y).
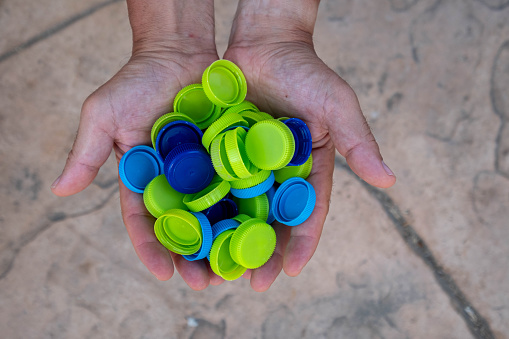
top-left (170, 253), bottom-right (210, 291)
top-left (51, 95), bottom-right (114, 196)
top-left (207, 265), bottom-right (225, 286)
top-left (119, 180), bottom-right (174, 281)
top-left (250, 222), bottom-right (291, 292)
top-left (283, 144), bottom-right (335, 276)
top-left (242, 270), bottom-right (252, 280)
top-left (326, 79), bottom-right (396, 188)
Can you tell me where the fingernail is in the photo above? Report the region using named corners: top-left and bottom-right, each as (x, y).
top-left (382, 161), bottom-right (394, 176)
top-left (51, 175), bottom-right (61, 189)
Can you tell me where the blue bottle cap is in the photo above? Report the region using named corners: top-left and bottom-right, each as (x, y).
top-left (211, 219), bottom-right (241, 239)
top-left (155, 120), bottom-right (203, 161)
top-left (183, 212), bottom-right (213, 261)
top-left (163, 143), bottom-right (215, 194)
top-left (230, 171), bottom-right (275, 199)
top-left (203, 198), bottom-right (238, 225)
top-left (272, 177), bottom-right (316, 226)
top-left (208, 218), bottom-right (241, 261)
top-left (265, 185), bottom-right (277, 224)
top-left (119, 145), bottom-right (164, 193)
top-left (283, 118), bottom-right (312, 166)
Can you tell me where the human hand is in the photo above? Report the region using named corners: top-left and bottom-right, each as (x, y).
top-left (223, 0), bottom-right (396, 291)
top-left (51, 0), bottom-right (224, 290)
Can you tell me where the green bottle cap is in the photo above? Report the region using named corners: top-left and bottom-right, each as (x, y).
top-left (183, 178), bottom-right (231, 212)
top-left (210, 133), bottom-right (239, 181)
top-left (229, 218), bottom-right (276, 269)
top-left (232, 214), bottom-right (251, 223)
top-left (256, 112), bottom-right (274, 120)
top-left (230, 169), bottom-right (271, 189)
top-left (209, 229), bottom-right (247, 280)
top-left (202, 60), bottom-right (247, 107)
top-left (274, 154), bottom-right (313, 184)
top-left (173, 84), bottom-right (220, 129)
top-left (223, 101), bottom-right (259, 116)
top-left (234, 193), bottom-right (269, 222)
top-left (143, 175), bottom-right (187, 218)
top-left (224, 127), bottom-right (257, 179)
top-left (245, 120), bottom-right (295, 170)
top-left (151, 112), bottom-right (195, 148)
top-left (154, 209), bottom-right (202, 255)
top-left (202, 112), bottom-right (248, 152)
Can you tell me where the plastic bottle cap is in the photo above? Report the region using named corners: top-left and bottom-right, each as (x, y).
top-left (223, 101), bottom-right (259, 116)
top-left (274, 154), bottom-right (313, 184)
top-left (211, 219), bottom-right (241, 239)
top-left (232, 214), bottom-right (251, 224)
top-left (209, 229), bottom-right (247, 281)
top-left (143, 175), bottom-right (187, 218)
top-left (283, 118), bottom-right (312, 166)
top-left (238, 111), bottom-right (268, 127)
top-left (230, 171), bottom-right (275, 199)
top-left (119, 146), bottom-right (164, 193)
top-left (203, 198), bottom-right (238, 226)
top-left (163, 143), bottom-right (214, 194)
top-left (202, 112), bottom-right (248, 151)
top-left (202, 60), bottom-right (247, 107)
top-left (210, 133), bottom-right (239, 181)
top-left (154, 209), bottom-right (202, 255)
top-left (256, 112), bottom-right (274, 120)
top-left (224, 127), bottom-right (257, 179)
top-left (265, 185), bottom-right (277, 224)
top-left (183, 179), bottom-right (231, 212)
top-left (173, 84), bottom-right (214, 122)
top-left (245, 120), bottom-right (295, 170)
top-left (183, 212), bottom-right (213, 261)
top-left (272, 177), bottom-right (316, 226)
top-left (229, 218), bottom-right (276, 269)
top-left (234, 193), bottom-right (269, 222)
top-left (155, 120), bottom-right (203, 160)
top-left (230, 169), bottom-right (271, 189)
top-left (151, 112), bottom-right (194, 148)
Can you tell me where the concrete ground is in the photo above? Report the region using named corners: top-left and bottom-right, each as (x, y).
top-left (0, 0), bottom-right (508, 338)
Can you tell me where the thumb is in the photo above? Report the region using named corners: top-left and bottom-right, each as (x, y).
top-left (326, 82), bottom-right (396, 189)
top-left (51, 96), bottom-right (114, 196)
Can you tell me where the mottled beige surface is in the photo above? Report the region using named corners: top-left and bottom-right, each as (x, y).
top-left (1, 0), bottom-right (508, 338)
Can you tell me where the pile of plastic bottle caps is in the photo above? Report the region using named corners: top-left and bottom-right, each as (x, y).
top-left (119, 60), bottom-right (315, 280)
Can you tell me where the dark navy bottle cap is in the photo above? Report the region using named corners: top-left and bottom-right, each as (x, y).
top-left (272, 177), bottom-right (315, 226)
top-left (119, 145), bottom-right (164, 193)
top-left (163, 143), bottom-right (215, 194)
top-left (265, 185), bottom-right (277, 224)
top-left (203, 198), bottom-right (238, 225)
top-left (283, 118), bottom-right (312, 166)
top-left (183, 212), bottom-right (213, 261)
top-left (155, 120), bottom-right (203, 161)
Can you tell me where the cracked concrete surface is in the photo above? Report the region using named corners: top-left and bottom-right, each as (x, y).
top-left (0, 0), bottom-right (508, 338)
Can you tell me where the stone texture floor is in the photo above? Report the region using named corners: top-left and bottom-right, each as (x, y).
top-left (0, 0), bottom-right (508, 338)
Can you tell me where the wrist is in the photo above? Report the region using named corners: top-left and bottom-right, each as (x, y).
top-left (127, 0), bottom-right (216, 55)
top-left (229, 0), bottom-right (320, 47)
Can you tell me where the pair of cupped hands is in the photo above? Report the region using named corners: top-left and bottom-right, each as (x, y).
top-left (51, 2), bottom-right (395, 292)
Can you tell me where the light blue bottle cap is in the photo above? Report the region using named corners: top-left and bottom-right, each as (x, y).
top-left (272, 177), bottom-right (315, 226)
top-left (155, 120), bottom-right (203, 161)
top-left (208, 219), bottom-right (240, 261)
top-left (283, 118), bottom-right (312, 166)
top-left (183, 212), bottom-right (213, 261)
top-left (119, 146), bottom-right (164, 193)
top-left (211, 219), bottom-right (241, 239)
top-left (265, 185), bottom-right (277, 224)
top-left (163, 143), bottom-right (215, 194)
top-left (230, 172), bottom-right (275, 199)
